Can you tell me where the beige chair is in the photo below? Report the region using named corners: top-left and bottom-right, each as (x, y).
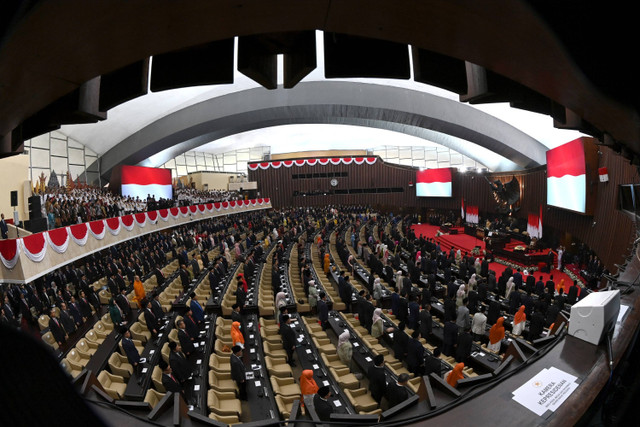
top-left (60, 357), bottom-right (82, 378)
top-left (321, 352), bottom-right (347, 369)
top-left (144, 389), bottom-right (166, 409)
top-left (312, 336), bottom-right (336, 354)
top-left (208, 371), bottom-right (239, 394)
top-left (161, 342), bottom-right (171, 364)
top-left (152, 365), bottom-right (165, 392)
top-left (274, 394), bottom-right (298, 418)
top-left (344, 388), bottom-right (379, 413)
top-left (97, 371), bottom-right (127, 399)
top-left (263, 341), bottom-right (288, 359)
top-left (130, 322), bottom-right (151, 343)
top-left (265, 356), bottom-right (293, 378)
top-left (108, 352), bottom-right (133, 379)
top-left (38, 314), bottom-right (50, 331)
top-left (207, 390), bottom-right (242, 417)
top-left (329, 366), bottom-right (360, 390)
top-left (209, 412), bottom-right (240, 425)
top-left (209, 353), bottom-right (231, 373)
top-left (101, 313), bottom-right (115, 331)
top-left (270, 376), bottom-right (302, 397)
top-left (99, 289), bottom-right (112, 305)
top-left (92, 322), bottom-right (110, 340)
top-left (67, 348), bottom-right (91, 368)
top-left (41, 331), bottom-right (59, 351)
top-left (167, 328), bottom-right (179, 344)
top-left (213, 339), bottom-right (232, 356)
top-left (85, 329), bottom-right (105, 346)
top-left (76, 338), bottom-right (99, 357)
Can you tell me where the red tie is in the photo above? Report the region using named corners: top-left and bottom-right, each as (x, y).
top-left (171, 374), bottom-right (177, 383)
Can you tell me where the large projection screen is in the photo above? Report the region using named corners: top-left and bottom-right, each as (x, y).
top-left (121, 165), bottom-right (173, 200)
top-left (416, 168), bottom-right (452, 197)
top-left (546, 139), bottom-right (586, 213)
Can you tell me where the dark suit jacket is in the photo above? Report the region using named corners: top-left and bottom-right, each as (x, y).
top-left (367, 365), bottom-right (387, 402)
top-left (280, 323), bottom-right (296, 354)
top-left (442, 321), bottom-right (459, 357)
top-left (178, 328), bottom-right (195, 354)
top-left (385, 382), bottom-right (409, 408)
top-left (230, 353), bottom-right (246, 384)
top-left (318, 300), bottom-right (328, 323)
top-left (162, 373), bottom-right (183, 393)
top-left (144, 308), bottom-right (159, 333)
top-left (455, 331), bottom-right (473, 363)
top-left (169, 350), bottom-right (191, 382)
top-left (122, 337), bottom-right (141, 365)
top-left (313, 394), bottom-right (334, 422)
top-left (424, 355), bottom-right (442, 376)
top-left (405, 337), bottom-right (425, 373)
top-left (49, 317), bottom-right (66, 343)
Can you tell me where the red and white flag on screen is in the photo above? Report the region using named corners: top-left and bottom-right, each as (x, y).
top-left (416, 168), bottom-right (452, 197)
top-left (461, 198), bottom-right (465, 220)
top-left (546, 139), bottom-right (586, 213)
top-left (539, 204), bottom-right (543, 238)
top-left (467, 206), bottom-right (478, 224)
top-left (121, 166), bottom-right (173, 200)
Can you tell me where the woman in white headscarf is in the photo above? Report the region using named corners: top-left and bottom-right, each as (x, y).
top-left (308, 280), bottom-right (318, 314)
top-left (275, 291), bottom-right (287, 324)
top-left (468, 273), bottom-right (477, 290)
top-left (337, 331), bottom-right (354, 370)
top-left (505, 277), bottom-right (515, 299)
top-left (456, 284), bottom-right (467, 307)
top-left (371, 308), bottom-right (385, 338)
top-left (372, 277), bottom-right (383, 303)
top-left (474, 258), bottom-right (482, 276)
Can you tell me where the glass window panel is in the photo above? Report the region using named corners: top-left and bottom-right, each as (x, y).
top-left (30, 134), bottom-right (49, 149)
top-left (51, 156), bottom-right (67, 175)
top-left (31, 149), bottom-right (50, 168)
top-left (50, 138), bottom-right (67, 157)
top-left (68, 148), bottom-right (84, 165)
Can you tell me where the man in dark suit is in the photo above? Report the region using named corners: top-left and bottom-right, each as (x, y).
top-left (177, 319), bottom-right (195, 356)
top-left (68, 296), bottom-right (83, 326)
top-left (535, 276), bottom-right (545, 296)
top-left (189, 293), bottom-right (205, 324)
top-left (77, 290), bottom-right (93, 321)
top-left (230, 345), bottom-right (247, 400)
top-left (0, 213), bottom-right (8, 239)
top-left (143, 299), bottom-right (159, 336)
top-left (168, 341), bottom-right (192, 383)
top-left (280, 314), bottom-right (297, 367)
top-left (121, 328), bottom-right (143, 372)
top-left (313, 386), bottom-right (334, 422)
top-left (442, 319), bottom-right (459, 357)
top-left (115, 289), bottom-right (132, 320)
top-left (546, 275), bottom-right (556, 295)
top-left (385, 373), bottom-right (410, 409)
top-left (419, 303), bottom-right (433, 340)
top-left (455, 327), bottom-right (473, 363)
top-left (406, 330), bottom-right (425, 377)
top-left (368, 354), bottom-right (387, 404)
top-left (48, 308), bottom-right (68, 346)
top-left (58, 302), bottom-right (76, 335)
top-left (424, 348), bottom-right (443, 376)
top-left (150, 293), bottom-right (165, 320)
top-left (160, 359), bottom-right (183, 393)
top-left (183, 308), bottom-right (200, 340)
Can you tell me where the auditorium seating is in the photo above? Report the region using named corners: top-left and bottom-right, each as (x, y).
top-left (208, 371), bottom-right (239, 394)
top-left (60, 357), bottom-right (82, 379)
top-left (144, 389), bottom-right (166, 409)
top-left (265, 355), bottom-right (293, 377)
top-left (151, 366), bottom-right (165, 393)
top-left (97, 371), bottom-right (128, 399)
top-left (270, 376), bottom-right (302, 398)
top-left (108, 352), bottom-right (133, 379)
top-left (344, 387), bottom-right (380, 413)
top-left (206, 389), bottom-right (242, 418)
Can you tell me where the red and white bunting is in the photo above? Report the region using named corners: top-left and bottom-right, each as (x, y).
top-left (22, 233), bottom-right (47, 263)
top-left (89, 220), bottom-right (106, 240)
top-left (248, 156), bottom-right (378, 170)
top-left (47, 228), bottom-right (70, 254)
top-left (69, 223), bottom-right (89, 246)
top-left (0, 239), bottom-right (20, 269)
top-left (121, 215), bottom-right (135, 231)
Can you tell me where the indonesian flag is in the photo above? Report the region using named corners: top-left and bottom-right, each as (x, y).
top-left (527, 213), bottom-right (540, 239)
top-left (539, 204), bottom-right (543, 238)
top-left (467, 206), bottom-right (479, 224)
top-left (546, 138), bottom-right (586, 213)
top-left (461, 198), bottom-right (465, 221)
top-left (121, 166), bottom-right (173, 200)
top-left (598, 167), bottom-right (609, 182)
top-left (416, 168), bottom-right (452, 197)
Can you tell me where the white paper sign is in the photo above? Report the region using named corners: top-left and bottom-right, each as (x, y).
top-left (512, 367), bottom-right (579, 416)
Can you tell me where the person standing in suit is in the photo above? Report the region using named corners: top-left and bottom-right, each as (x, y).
top-left (0, 213), bottom-right (8, 239)
top-left (115, 288), bottom-right (132, 321)
top-left (121, 328), bottom-right (143, 373)
top-left (368, 354), bottom-right (387, 404)
top-left (168, 341), bottom-right (192, 383)
top-left (48, 308), bottom-right (68, 346)
top-left (58, 302), bottom-right (76, 335)
top-left (230, 345), bottom-right (247, 400)
top-left (143, 299), bottom-right (159, 337)
top-left (385, 373), bottom-right (410, 409)
top-left (424, 347), bottom-right (443, 376)
top-left (280, 314), bottom-right (297, 367)
top-left (189, 293), bottom-right (205, 324)
top-left (313, 386), bottom-right (334, 422)
top-left (177, 318), bottom-right (195, 356)
top-left (159, 359), bottom-right (183, 393)
top-left (406, 330), bottom-right (426, 377)
top-left (442, 318), bottom-right (459, 357)
top-left (455, 327), bottom-right (473, 363)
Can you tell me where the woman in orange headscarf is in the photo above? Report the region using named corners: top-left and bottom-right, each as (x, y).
top-left (512, 305), bottom-right (526, 336)
top-left (231, 321), bottom-right (245, 348)
top-left (132, 275), bottom-right (146, 308)
top-left (300, 369), bottom-right (319, 397)
top-left (323, 253), bottom-right (330, 274)
top-left (557, 279), bottom-right (565, 294)
top-left (446, 362), bottom-right (465, 388)
top-left (487, 317), bottom-right (505, 353)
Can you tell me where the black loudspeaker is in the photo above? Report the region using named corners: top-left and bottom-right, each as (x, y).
top-left (24, 217), bottom-right (47, 233)
top-left (10, 191), bottom-right (18, 207)
top-left (28, 195), bottom-right (41, 219)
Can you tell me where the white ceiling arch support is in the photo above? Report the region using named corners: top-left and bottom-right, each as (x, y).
top-left (96, 81), bottom-right (547, 180)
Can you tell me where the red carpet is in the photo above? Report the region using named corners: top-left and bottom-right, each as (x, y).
top-left (411, 223), bottom-right (582, 289)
